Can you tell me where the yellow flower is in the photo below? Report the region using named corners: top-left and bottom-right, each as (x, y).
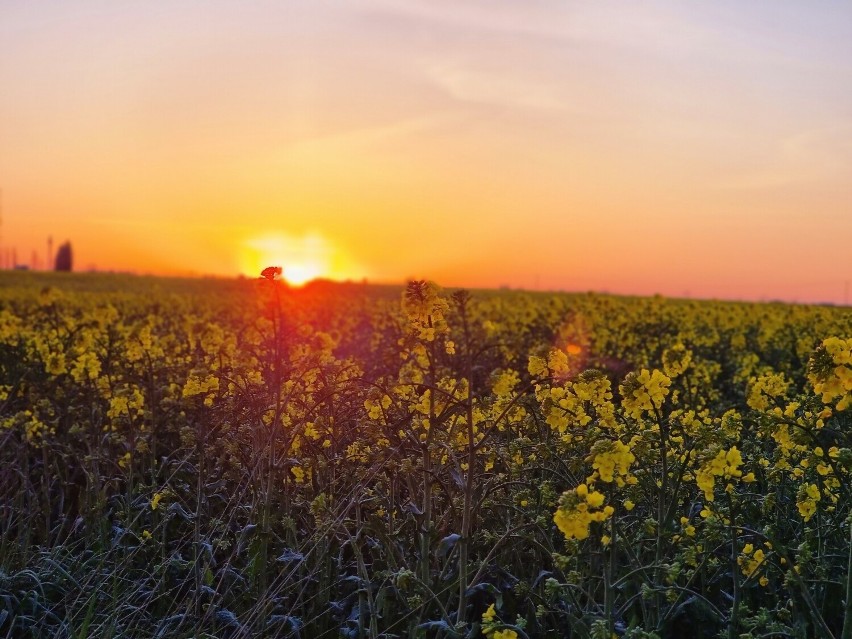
top-left (624, 499), bottom-right (635, 511)
top-left (586, 491), bottom-right (605, 508)
top-left (292, 466), bottom-right (309, 484)
top-left (662, 344), bottom-right (692, 378)
top-left (738, 543), bottom-right (766, 578)
top-left (482, 603), bottom-right (496, 623)
top-left (694, 447), bottom-right (744, 501)
top-left (554, 485), bottom-right (614, 541)
top-left (746, 372), bottom-right (789, 411)
top-left (797, 483), bottom-right (821, 521)
top-left (809, 338), bottom-right (852, 411)
top-left (620, 369), bottom-right (671, 418)
top-left (528, 355), bottom-right (547, 377)
top-left (151, 492), bottom-right (164, 511)
top-left (492, 631), bottom-right (518, 639)
top-left (591, 440), bottom-right (635, 483)
top-left (554, 507), bottom-right (591, 541)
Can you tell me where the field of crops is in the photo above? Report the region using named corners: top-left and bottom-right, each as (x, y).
top-left (1, 271), bottom-right (852, 639)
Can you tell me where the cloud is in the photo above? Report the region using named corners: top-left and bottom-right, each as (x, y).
top-left (422, 60), bottom-right (566, 111)
top-left (719, 121), bottom-right (852, 190)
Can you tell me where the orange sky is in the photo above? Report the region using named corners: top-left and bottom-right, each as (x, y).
top-left (1, 1), bottom-right (851, 302)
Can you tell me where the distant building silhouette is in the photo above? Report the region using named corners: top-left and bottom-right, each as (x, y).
top-left (55, 241), bottom-right (73, 272)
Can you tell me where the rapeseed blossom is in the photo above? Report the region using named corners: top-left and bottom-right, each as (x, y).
top-left (808, 337), bottom-right (852, 411)
top-left (695, 447), bottom-right (744, 501)
top-left (554, 484), bottom-right (614, 541)
top-left (620, 369), bottom-right (671, 418)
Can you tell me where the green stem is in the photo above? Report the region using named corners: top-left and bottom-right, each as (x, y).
top-left (728, 500), bottom-right (739, 639)
top-left (654, 408), bottom-right (669, 630)
top-left (457, 306), bottom-right (474, 625)
top-left (605, 510), bottom-right (616, 636)
top-left (841, 518), bottom-right (852, 639)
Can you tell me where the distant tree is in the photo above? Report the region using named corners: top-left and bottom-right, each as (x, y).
top-left (55, 242), bottom-right (73, 272)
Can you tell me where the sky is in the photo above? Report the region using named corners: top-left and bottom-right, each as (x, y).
top-left (1, 1), bottom-right (851, 302)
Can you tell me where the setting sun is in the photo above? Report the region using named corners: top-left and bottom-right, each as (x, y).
top-left (281, 262), bottom-right (324, 286)
top-left (239, 232), bottom-right (365, 285)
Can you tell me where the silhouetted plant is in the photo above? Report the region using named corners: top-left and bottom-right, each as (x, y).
top-left (54, 241), bottom-right (73, 272)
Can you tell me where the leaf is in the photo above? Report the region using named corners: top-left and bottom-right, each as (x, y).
top-left (531, 569), bottom-right (553, 589)
top-left (155, 614), bottom-right (188, 638)
top-left (215, 609), bottom-right (242, 628)
top-left (218, 565), bottom-right (247, 588)
top-left (236, 524), bottom-right (257, 554)
top-left (267, 614), bottom-right (302, 634)
top-left (346, 602), bottom-right (362, 622)
top-left (438, 533), bottom-right (461, 559)
top-left (110, 524), bottom-right (126, 546)
top-left (416, 620), bottom-right (461, 637)
top-left (205, 479), bottom-right (226, 492)
top-left (199, 541), bottom-right (215, 565)
top-left (404, 501), bottom-right (423, 516)
top-left (166, 502), bottom-right (194, 521)
top-left (450, 468), bottom-right (466, 490)
top-left (277, 549), bottom-right (305, 565)
top-left (341, 575), bottom-right (367, 590)
top-left (166, 552), bottom-right (191, 571)
top-left (464, 582), bottom-right (500, 599)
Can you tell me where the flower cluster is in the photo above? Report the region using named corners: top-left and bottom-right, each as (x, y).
top-left (553, 483), bottom-right (615, 541)
top-left (738, 543), bottom-right (769, 586)
top-left (589, 439), bottom-right (636, 485)
top-left (808, 337), bottom-right (852, 411)
top-left (694, 446), bottom-right (748, 502)
top-left (796, 482), bottom-right (821, 521)
top-left (619, 368), bottom-right (671, 418)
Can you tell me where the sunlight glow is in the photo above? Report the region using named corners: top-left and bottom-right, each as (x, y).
top-left (239, 232), bottom-right (365, 285)
top-left (283, 262), bottom-right (324, 286)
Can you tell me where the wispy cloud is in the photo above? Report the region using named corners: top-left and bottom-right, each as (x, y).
top-left (422, 60), bottom-right (566, 111)
top-left (719, 121), bottom-right (852, 190)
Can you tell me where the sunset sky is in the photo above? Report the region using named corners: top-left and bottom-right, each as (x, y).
top-left (1, 1), bottom-right (851, 302)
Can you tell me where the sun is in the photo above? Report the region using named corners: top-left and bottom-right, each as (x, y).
top-left (281, 261), bottom-right (324, 286)
top-left (239, 232), bottom-right (364, 285)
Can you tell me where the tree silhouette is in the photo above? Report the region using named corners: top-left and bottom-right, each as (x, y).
top-left (55, 242), bottom-right (73, 272)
